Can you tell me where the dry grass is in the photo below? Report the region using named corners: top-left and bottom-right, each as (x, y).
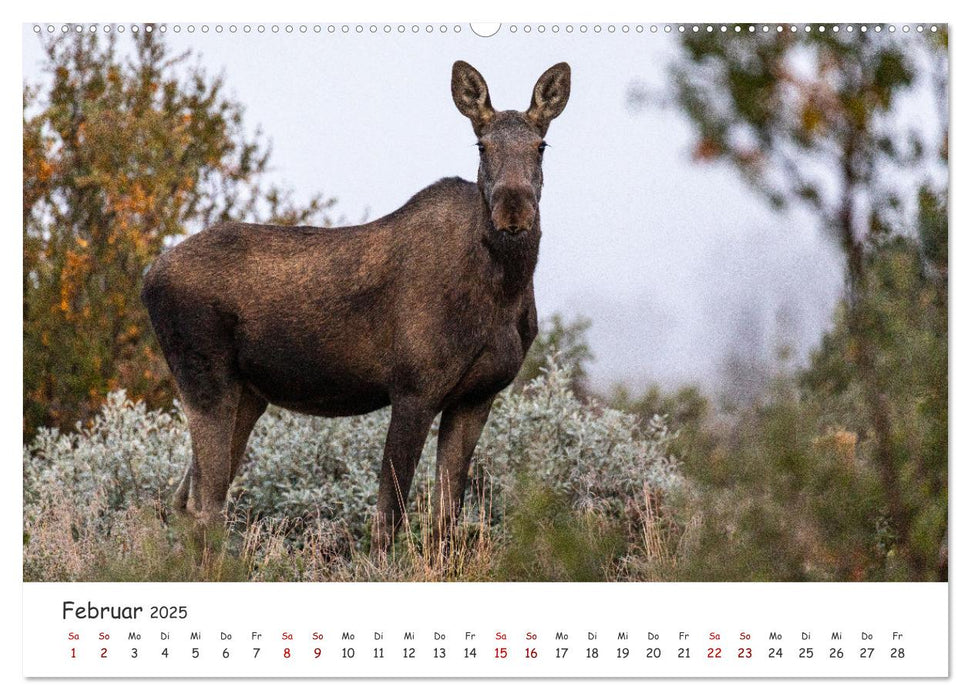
top-left (23, 479), bottom-right (678, 583)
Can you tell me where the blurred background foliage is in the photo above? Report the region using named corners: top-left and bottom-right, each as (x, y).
top-left (625, 26), bottom-right (948, 581)
top-left (23, 27), bottom-right (947, 581)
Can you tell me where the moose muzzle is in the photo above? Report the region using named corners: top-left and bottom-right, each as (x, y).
top-left (490, 185), bottom-right (536, 236)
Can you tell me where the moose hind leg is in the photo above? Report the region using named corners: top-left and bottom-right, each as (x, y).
top-left (183, 384), bottom-right (241, 526)
top-left (172, 456), bottom-right (197, 513)
top-left (432, 396), bottom-right (495, 551)
top-left (174, 388), bottom-right (259, 520)
top-left (229, 389), bottom-right (268, 482)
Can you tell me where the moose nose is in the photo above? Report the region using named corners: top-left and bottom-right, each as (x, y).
top-left (491, 186), bottom-right (536, 236)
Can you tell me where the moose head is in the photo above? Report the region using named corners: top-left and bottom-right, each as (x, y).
top-left (451, 61), bottom-right (571, 236)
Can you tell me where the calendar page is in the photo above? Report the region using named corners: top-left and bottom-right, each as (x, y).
top-left (21, 18), bottom-right (949, 681)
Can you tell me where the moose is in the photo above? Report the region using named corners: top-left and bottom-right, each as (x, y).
top-left (141, 60), bottom-right (571, 553)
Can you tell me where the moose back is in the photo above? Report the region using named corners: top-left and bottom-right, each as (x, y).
top-left (141, 60), bottom-right (571, 553)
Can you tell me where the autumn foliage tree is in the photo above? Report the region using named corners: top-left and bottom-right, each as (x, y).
top-left (24, 28), bottom-right (333, 437)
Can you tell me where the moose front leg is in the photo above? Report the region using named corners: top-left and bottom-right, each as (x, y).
top-left (371, 397), bottom-right (436, 555)
top-left (431, 395), bottom-right (495, 554)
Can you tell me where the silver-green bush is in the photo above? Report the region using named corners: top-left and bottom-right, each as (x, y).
top-left (24, 362), bottom-right (681, 546)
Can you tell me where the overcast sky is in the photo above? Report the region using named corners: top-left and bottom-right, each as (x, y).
top-left (23, 24), bottom-right (852, 392)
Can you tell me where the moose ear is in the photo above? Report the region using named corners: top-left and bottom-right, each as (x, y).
top-left (451, 61), bottom-right (495, 135)
top-left (525, 62), bottom-right (571, 135)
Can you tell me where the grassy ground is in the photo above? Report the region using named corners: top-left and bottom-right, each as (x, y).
top-left (22, 479), bottom-right (684, 583)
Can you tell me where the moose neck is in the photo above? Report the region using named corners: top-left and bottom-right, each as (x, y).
top-left (478, 196), bottom-right (541, 298)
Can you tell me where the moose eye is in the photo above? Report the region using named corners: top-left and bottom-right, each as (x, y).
top-left (477, 142), bottom-right (485, 153)
top-left (538, 141), bottom-right (548, 154)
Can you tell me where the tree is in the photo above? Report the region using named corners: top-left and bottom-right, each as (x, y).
top-left (24, 28), bottom-right (334, 437)
top-left (801, 186), bottom-right (947, 579)
top-left (636, 26), bottom-right (948, 580)
top-left (609, 383), bottom-right (708, 439)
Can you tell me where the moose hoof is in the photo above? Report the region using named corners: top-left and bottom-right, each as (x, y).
top-left (370, 521), bottom-right (395, 558)
top-left (172, 490), bottom-right (189, 515)
top-left (172, 477), bottom-right (191, 513)
top-left (431, 527), bottom-right (456, 562)
top-left (185, 501), bottom-right (225, 529)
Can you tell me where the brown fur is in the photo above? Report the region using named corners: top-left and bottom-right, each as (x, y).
top-left (141, 61), bottom-right (571, 554)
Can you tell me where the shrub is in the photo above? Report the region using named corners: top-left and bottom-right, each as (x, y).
top-left (23, 361), bottom-right (682, 581)
top-left (492, 476), bottom-right (627, 581)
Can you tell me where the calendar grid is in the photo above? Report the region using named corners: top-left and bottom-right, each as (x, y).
top-left (23, 582), bottom-right (948, 678)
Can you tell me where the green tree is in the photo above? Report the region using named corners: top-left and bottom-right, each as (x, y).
top-left (639, 27), bottom-right (948, 580)
top-left (801, 186), bottom-right (948, 579)
top-left (24, 28), bottom-right (334, 437)
top-left (609, 383), bottom-right (708, 441)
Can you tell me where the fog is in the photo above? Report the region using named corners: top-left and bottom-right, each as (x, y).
top-left (22, 24), bottom-right (848, 393)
